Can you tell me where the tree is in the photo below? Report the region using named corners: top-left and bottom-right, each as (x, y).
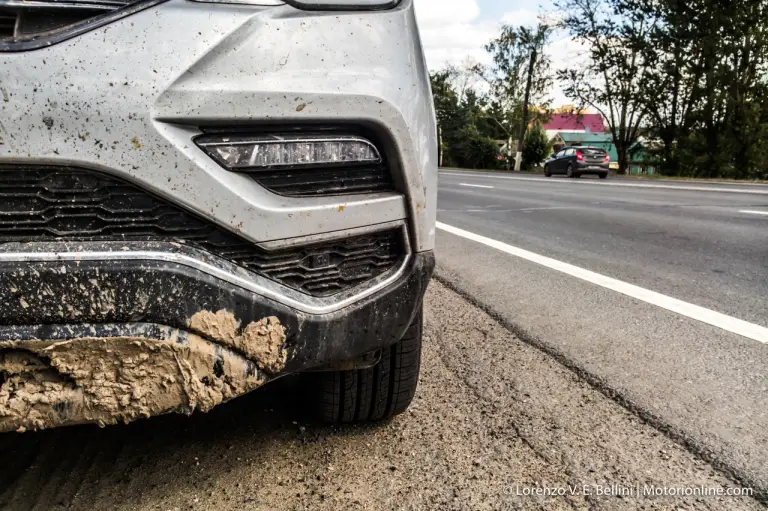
top-left (429, 71), bottom-right (500, 169)
top-left (430, 70), bottom-right (461, 167)
top-left (454, 125), bottom-right (499, 169)
top-left (479, 23), bottom-right (553, 169)
top-left (557, 0), bottom-right (652, 174)
top-left (631, 0), bottom-right (768, 178)
top-left (522, 122), bottom-right (552, 169)
top-left (629, 0), bottom-right (699, 175)
top-left (429, 0), bottom-right (768, 179)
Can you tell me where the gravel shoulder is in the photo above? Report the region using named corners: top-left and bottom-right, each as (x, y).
top-left (0, 281), bottom-right (760, 510)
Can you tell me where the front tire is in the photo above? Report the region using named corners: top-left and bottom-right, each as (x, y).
top-left (544, 165), bottom-right (552, 177)
top-left (313, 309), bottom-right (423, 424)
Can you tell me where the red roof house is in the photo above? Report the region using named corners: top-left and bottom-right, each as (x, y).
top-left (542, 113), bottom-right (605, 139)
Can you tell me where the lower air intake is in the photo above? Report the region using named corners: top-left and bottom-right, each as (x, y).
top-left (253, 165), bottom-right (393, 197)
top-left (0, 165), bottom-right (406, 297)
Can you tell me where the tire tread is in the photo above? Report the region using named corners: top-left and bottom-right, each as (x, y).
top-left (314, 309), bottom-right (422, 423)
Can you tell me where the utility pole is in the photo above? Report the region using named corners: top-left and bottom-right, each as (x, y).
top-left (514, 45), bottom-right (537, 171)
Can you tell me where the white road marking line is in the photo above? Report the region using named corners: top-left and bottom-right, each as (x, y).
top-left (439, 206), bottom-right (573, 214)
top-left (740, 210), bottom-right (768, 216)
top-left (517, 206), bottom-right (573, 212)
top-left (459, 183), bottom-right (494, 189)
top-left (440, 172), bottom-right (768, 195)
top-left (436, 221), bottom-right (768, 343)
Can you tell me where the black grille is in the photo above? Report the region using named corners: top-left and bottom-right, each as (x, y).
top-left (0, 0), bottom-right (163, 51)
top-left (241, 230), bottom-right (403, 296)
top-left (0, 11), bottom-right (15, 37)
top-left (252, 165), bottom-right (393, 197)
top-left (0, 166), bottom-right (405, 297)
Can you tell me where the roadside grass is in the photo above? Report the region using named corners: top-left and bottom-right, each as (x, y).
top-left (616, 173), bottom-right (768, 184)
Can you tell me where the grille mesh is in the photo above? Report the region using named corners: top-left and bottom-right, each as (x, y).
top-left (252, 165), bottom-right (393, 197)
top-left (0, 166), bottom-right (405, 297)
top-left (0, 11), bottom-right (16, 37)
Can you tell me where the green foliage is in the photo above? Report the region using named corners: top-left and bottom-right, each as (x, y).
top-left (556, 0), bottom-right (650, 174)
top-left (430, 71), bottom-right (503, 169)
top-left (454, 125), bottom-right (499, 169)
top-left (522, 122), bottom-right (551, 169)
top-left (484, 24), bottom-right (553, 117)
top-left (641, 0), bottom-right (768, 180)
top-left (429, 22), bottom-right (553, 171)
top-left (431, 0), bottom-right (768, 179)
top-left (557, 0), bottom-right (768, 179)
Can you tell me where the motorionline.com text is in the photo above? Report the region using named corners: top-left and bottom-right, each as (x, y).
top-left (505, 483), bottom-right (754, 498)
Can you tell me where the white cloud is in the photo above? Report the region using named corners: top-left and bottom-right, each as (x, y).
top-left (545, 33), bottom-right (589, 106)
top-left (500, 8), bottom-right (540, 27)
top-left (414, 0), bottom-right (592, 108)
top-left (414, 0), bottom-right (497, 69)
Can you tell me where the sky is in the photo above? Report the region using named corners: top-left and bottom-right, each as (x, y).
top-left (413, 0), bottom-right (582, 107)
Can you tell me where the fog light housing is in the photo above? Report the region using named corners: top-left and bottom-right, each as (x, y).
top-left (196, 134), bottom-right (382, 171)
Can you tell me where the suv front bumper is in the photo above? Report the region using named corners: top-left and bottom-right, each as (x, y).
top-left (0, 241), bottom-right (434, 432)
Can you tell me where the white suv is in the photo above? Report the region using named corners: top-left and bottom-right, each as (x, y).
top-left (0, 0), bottom-right (436, 432)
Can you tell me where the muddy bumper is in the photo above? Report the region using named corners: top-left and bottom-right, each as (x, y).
top-left (0, 242), bottom-right (434, 432)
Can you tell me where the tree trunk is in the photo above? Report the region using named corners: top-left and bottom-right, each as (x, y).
top-left (515, 46), bottom-right (538, 172)
top-left (660, 131), bottom-right (676, 175)
top-left (438, 125), bottom-right (443, 168)
top-left (617, 142), bottom-right (629, 175)
top-left (506, 136), bottom-right (512, 170)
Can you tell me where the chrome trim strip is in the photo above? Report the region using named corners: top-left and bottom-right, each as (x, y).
top-left (0, 0), bottom-right (126, 9)
top-left (187, 0), bottom-right (283, 4)
top-left (0, 249), bottom-right (410, 315)
top-left (257, 220), bottom-right (405, 250)
top-left (0, 232), bottom-right (411, 315)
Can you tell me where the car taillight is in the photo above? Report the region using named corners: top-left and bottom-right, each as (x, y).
top-left (604, 153), bottom-right (610, 163)
top-left (576, 150), bottom-right (584, 162)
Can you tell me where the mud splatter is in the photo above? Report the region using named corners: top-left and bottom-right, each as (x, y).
top-left (0, 334), bottom-right (265, 433)
top-left (189, 310), bottom-right (287, 373)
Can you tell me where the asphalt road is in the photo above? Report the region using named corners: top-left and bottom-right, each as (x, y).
top-left (436, 169), bottom-right (768, 497)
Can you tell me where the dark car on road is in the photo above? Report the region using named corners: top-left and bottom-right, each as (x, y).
top-left (544, 146), bottom-right (610, 179)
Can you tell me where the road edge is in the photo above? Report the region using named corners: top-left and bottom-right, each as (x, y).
top-left (432, 269), bottom-right (768, 505)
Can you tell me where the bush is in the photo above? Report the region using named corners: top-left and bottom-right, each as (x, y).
top-left (449, 125), bottom-right (499, 169)
top-left (522, 122), bottom-right (551, 170)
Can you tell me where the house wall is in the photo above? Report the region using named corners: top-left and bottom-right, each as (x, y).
top-left (629, 164), bottom-right (657, 175)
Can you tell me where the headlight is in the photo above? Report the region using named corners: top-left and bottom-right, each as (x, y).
top-left (196, 133), bottom-right (382, 171)
top-left (188, 0), bottom-right (401, 9)
top-left (284, 0), bottom-right (400, 9)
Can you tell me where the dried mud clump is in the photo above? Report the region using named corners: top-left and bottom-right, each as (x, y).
top-left (189, 310), bottom-right (288, 374)
top-left (0, 334), bottom-right (265, 433)
top-left (0, 310), bottom-right (287, 433)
